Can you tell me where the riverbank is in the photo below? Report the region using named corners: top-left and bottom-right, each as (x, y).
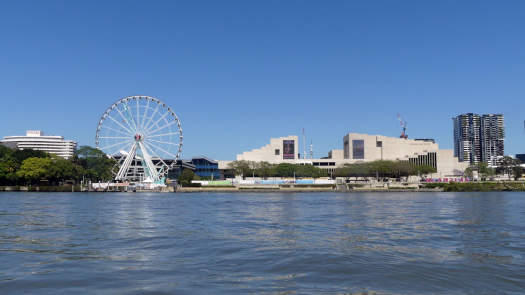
top-left (3, 182), bottom-right (525, 193)
top-left (421, 182), bottom-right (525, 192)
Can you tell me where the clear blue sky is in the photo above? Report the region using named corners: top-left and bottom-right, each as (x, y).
top-left (1, 1), bottom-right (525, 160)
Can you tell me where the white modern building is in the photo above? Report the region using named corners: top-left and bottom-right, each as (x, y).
top-left (235, 133), bottom-right (468, 177)
top-left (1, 130), bottom-right (77, 159)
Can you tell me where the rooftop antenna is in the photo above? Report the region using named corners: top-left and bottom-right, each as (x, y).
top-left (397, 113), bottom-right (408, 139)
top-left (309, 140), bottom-right (314, 159)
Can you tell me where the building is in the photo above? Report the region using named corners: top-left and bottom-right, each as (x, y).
top-left (1, 130), bottom-right (77, 159)
top-left (191, 156), bottom-right (220, 179)
top-left (235, 133), bottom-right (468, 177)
top-left (343, 133), bottom-right (467, 177)
top-left (0, 142), bottom-right (18, 150)
top-left (453, 113), bottom-right (504, 166)
top-left (237, 136), bottom-right (299, 162)
top-left (453, 113), bottom-right (482, 164)
top-left (481, 114), bottom-right (504, 166)
top-left (516, 154), bottom-right (525, 164)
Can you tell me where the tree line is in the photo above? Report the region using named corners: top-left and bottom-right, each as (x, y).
top-left (226, 160), bottom-right (436, 179)
top-left (464, 156), bottom-right (523, 180)
top-left (334, 160), bottom-right (436, 179)
top-left (0, 145), bottom-right (116, 186)
top-left (227, 161), bottom-right (328, 178)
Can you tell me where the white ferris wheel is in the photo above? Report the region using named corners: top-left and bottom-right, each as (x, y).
top-left (95, 96), bottom-right (183, 183)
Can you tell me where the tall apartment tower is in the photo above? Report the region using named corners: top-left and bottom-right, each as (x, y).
top-left (453, 113), bottom-right (504, 166)
top-left (481, 114), bottom-right (504, 166)
top-left (453, 113), bottom-right (482, 164)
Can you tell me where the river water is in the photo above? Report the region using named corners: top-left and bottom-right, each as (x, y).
top-left (0, 192), bottom-right (524, 294)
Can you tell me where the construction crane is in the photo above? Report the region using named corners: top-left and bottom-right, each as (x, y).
top-left (397, 113), bottom-right (408, 139)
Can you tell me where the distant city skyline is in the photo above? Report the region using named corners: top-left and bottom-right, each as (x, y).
top-left (2, 1), bottom-right (525, 160)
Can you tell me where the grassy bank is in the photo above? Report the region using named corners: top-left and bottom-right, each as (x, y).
top-left (0, 185), bottom-right (81, 192)
top-left (421, 182), bottom-right (525, 192)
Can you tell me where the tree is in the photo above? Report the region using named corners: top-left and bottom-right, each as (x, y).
top-left (12, 149), bottom-right (49, 164)
top-left (47, 156), bottom-right (83, 185)
top-left (228, 160), bottom-right (251, 179)
top-left (497, 156), bottom-right (520, 180)
top-left (74, 146), bottom-right (116, 181)
top-left (257, 162), bottom-right (273, 179)
top-left (334, 160), bottom-right (436, 180)
top-left (463, 166), bottom-right (474, 179)
top-left (179, 169), bottom-right (197, 186)
top-left (273, 163), bottom-right (296, 177)
top-left (0, 156), bottom-right (19, 185)
top-left (295, 164), bottom-right (327, 178)
top-left (16, 157), bottom-right (53, 185)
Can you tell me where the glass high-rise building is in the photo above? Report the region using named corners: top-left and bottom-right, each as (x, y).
top-left (453, 113), bottom-right (504, 166)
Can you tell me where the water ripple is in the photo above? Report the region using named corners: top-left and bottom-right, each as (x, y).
top-left (0, 191), bottom-right (524, 294)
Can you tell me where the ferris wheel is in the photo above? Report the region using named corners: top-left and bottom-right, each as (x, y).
top-left (95, 96), bottom-right (183, 183)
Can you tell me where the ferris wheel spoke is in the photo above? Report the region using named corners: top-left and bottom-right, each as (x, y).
top-left (146, 132), bottom-right (181, 138)
top-left (107, 114), bottom-right (134, 135)
top-left (147, 120), bottom-right (178, 136)
top-left (99, 139), bottom-right (133, 152)
top-left (147, 138), bottom-right (181, 146)
top-left (143, 103), bottom-right (160, 132)
top-left (136, 98), bottom-right (140, 131)
top-left (100, 125), bottom-right (132, 137)
top-left (140, 98), bottom-right (150, 131)
top-left (122, 102), bottom-right (139, 132)
top-left (144, 139), bottom-right (179, 159)
top-left (115, 105), bottom-right (137, 133)
top-left (145, 111), bottom-right (170, 133)
top-left (142, 141), bottom-right (169, 168)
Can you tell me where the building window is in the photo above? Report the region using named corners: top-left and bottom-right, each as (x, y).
top-left (376, 141), bottom-right (382, 147)
top-left (275, 149), bottom-right (280, 155)
top-left (352, 140), bottom-right (365, 159)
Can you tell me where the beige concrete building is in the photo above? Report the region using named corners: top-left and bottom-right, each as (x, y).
top-left (237, 136), bottom-right (299, 163)
top-left (343, 133), bottom-right (468, 177)
top-left (234, 133), bottom-right (468, 177)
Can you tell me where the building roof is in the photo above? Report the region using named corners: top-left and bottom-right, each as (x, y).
top-left (191, 156), bottom-right (218, 164)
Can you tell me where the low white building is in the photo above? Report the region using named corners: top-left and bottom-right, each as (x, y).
top-left (1, 130), bottom-right (77, 159)
top-left (234, 133), bottom-right (468, 177)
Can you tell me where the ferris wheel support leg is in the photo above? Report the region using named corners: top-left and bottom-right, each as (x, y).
top-left (116, 143), bottom-right (137, 181)
top-left (138, 141), bottom-right (160, 182)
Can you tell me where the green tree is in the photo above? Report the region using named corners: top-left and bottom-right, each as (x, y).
top-left (295, 164), bottom-right (327, 178)
top-left (273, 163), bottom-right (296, 177)
top-left (12, 149), bottom-right (49, 164)
top-left (48, 156), bottom-right (83, 185)
top-left (228, 160), bottom-right (251, 179)
top-left (16, 157), bottom-right (53, 185)
top-left (497, 156), bottom-right (520, 180)
top-left (463, 166), bottom-right (474, 178)
top-left (179, 169), bottom-right (197, 186)
top-left (74, 146), bottom-right (116, 181)
top-left (257, 162), bottom-right (274, 179)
